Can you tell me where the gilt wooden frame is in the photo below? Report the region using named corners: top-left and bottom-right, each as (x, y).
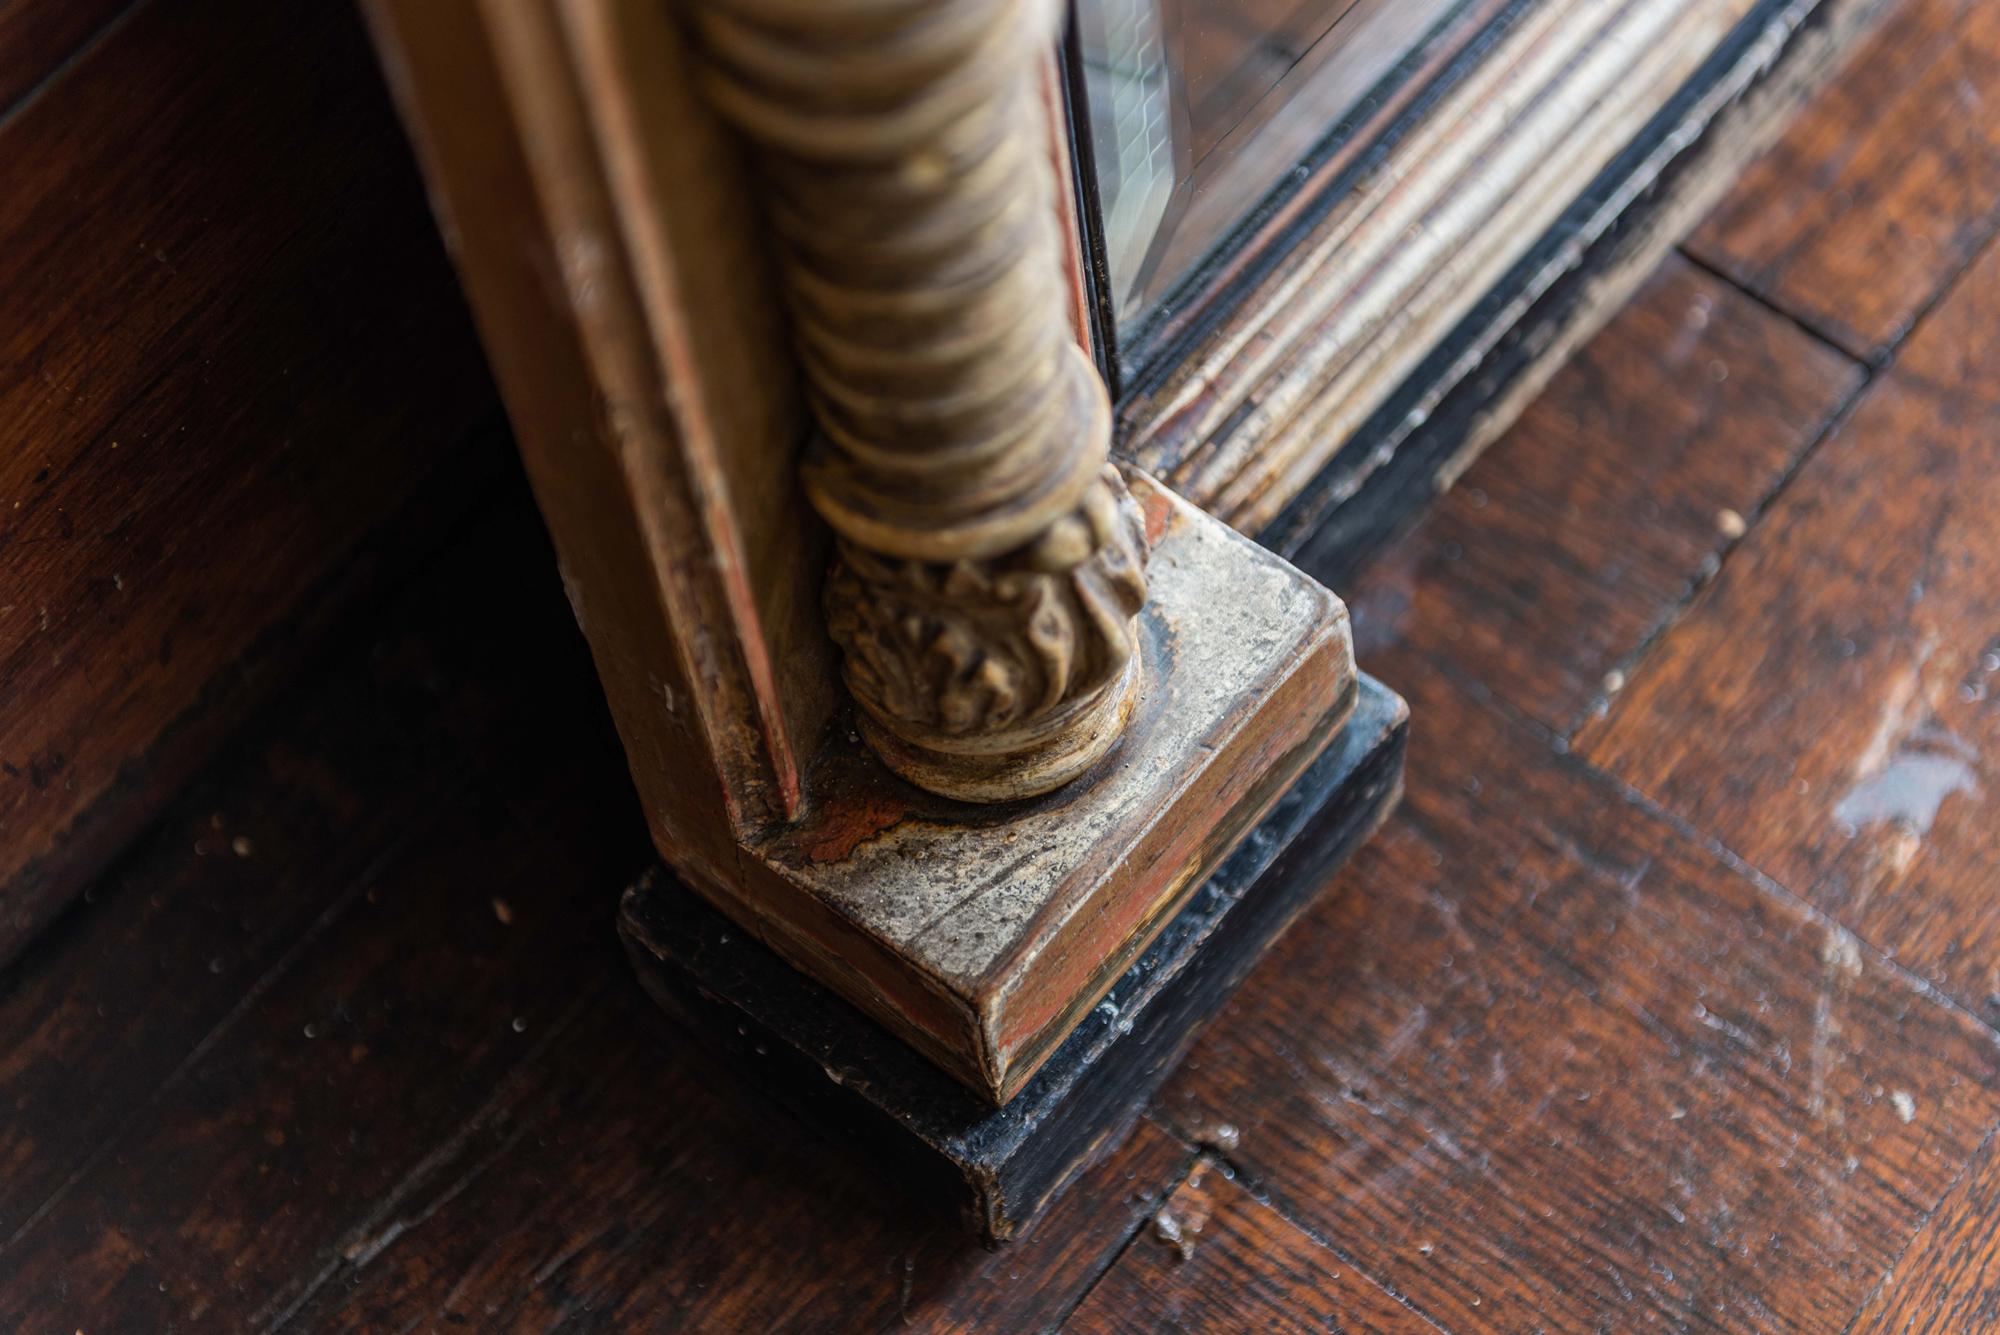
top-left (361, 0), bottom-right (1879, 1108)
top-left (364, 0), bottom-right (1360, 1105)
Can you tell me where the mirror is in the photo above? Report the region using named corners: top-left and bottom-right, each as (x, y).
top-left (1074, 0), bottom-right (1474, 336)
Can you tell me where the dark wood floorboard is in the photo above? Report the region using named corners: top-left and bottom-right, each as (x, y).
top-left (0, 501), bottom-right (536, 1242)
top-left (1578, 228), bottom-right (2000, 1033)
top-left (0, 0), bottom-right (495, 962)
top-left (1685, 0), bottom-right (2000, 361)
top-left (1141, 661), bottom-right (2000, 1333)
top-left (1344, 253), bottom-right (1862, 740)
top-left (7, 0), bottom-right (2000, 1329)
top-left (0, 0), bottom-right (131, 119)
top-left (0, 504), bottom-right (654, 1331)
top-left (1845, 1123), bottom-right (2000, 1332)
top-left (1063, 1157), bottom-right (1441, 1333)
top-left (284, 995), bottom-right (1189, 1333)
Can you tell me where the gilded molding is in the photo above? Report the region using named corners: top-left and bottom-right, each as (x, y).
top-left (686, 0), bottom-right (1150, 801)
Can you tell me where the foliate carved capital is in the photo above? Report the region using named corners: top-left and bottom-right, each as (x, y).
top-left (826, 466), bottom-right (1148, 800)
top-left (686, 0), bottom-right (1151, 801)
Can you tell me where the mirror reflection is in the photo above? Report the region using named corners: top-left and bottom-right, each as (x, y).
top-left (1076, 0), bottom-right (1469, 333)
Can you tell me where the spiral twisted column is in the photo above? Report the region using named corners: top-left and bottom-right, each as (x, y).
top-left (685, 0), bottom-right (1150, 802)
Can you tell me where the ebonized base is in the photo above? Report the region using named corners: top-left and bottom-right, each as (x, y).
top-left (620, 673), bottom-right (1407, 1242)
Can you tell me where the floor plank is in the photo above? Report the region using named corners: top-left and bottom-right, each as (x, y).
top-left (1154, 665), bottom-right (2000, 1333)
top-left (1338, 255), bottom-right (1861, 738)
top-left (0, 499), bottom-right (538, 1241)
top-left (1577, 233), bottom-right (2000, 1022)
top-left (0, 492), bottom-right (1194, 1334)
top-left (286, 986), bottom-right (1189, 1333)
top-left (1064, 1155), bottom-right (1440, 1334)
top-left (1685, 0), bottom-right (2000, 360)
top-left (0, 0), bottom-right (495, 960)
top-left (0, 505), bottom-right (655, 1333)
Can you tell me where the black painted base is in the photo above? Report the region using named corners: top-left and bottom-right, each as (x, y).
top-left (620, 674), bottom-right (1407, 1244)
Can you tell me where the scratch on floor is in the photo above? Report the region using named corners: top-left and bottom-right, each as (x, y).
top-left (1808, 926), bottom-right (1863, 1124)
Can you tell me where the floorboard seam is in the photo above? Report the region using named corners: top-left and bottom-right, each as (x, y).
top-left (1568, 743), bottom-right (2000, 1044)
top-left (1557, 360), bottom-right (1875, 741)
top-left (0, 0), bottom-right (147, 136)
top-left (261, 979), bottom-right (609, 1332)
top-left (1859, 210), bottom-right (2000, 369)
top-left (1146, 1107), bottom-right (1266, 1198)
top-left (1041, 1121), bottom-right (1202, 1334)
top-left (1837, 1116), bottom-right (2000, 1335)
top-left (1674, 244), bottom-right (1869, 363)
top-left (1145, 1112), bottom-right (1461, 1335)
top-left (1394, 653), bottom-right (2000, 1050)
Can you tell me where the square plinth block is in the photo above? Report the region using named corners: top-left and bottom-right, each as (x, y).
top-left (688, 470), bottom-right (1361, 1107)
top-left (622, 673), bottom-right (1406, 1242)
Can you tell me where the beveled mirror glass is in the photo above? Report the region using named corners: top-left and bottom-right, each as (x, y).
top-left (1073, 0), bottom-right (1478, 337)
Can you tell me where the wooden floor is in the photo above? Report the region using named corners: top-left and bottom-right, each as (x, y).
top-left (0, 0), bottom-right (497, 962)
top-left (7, 0), bottom-right (2000, 1328)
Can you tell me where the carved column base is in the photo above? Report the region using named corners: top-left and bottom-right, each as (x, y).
top-left (820, 448), bottom-right (1153, 806)
top-left (854, 653), bottom-right (1141, 803)
top-left (655, 469), bottom-right (1368, 1105)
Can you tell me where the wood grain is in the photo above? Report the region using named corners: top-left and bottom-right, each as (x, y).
top-left (0, 500), bottom-right (558, 1241)
top-left (0, 489), bottom-right (1194, 1333)
top-left (1337, 254), bottom-right (1861, 736)
top-left (1687, 0), bottom-right (2000, 359)
top-left (363, 0), bottom-right (835, 863)
top-left (287, 987), bottom-right (1190, 1333)
top-left (1847, 1127), bottom-right (2000, 1333)
top-left (0, 0), bottom-right (130, 115)
top-left (1064, 1156), bottom-right (1439, 1334)
top-left (0, 0), bottom-right (494, 959)
top-left (1579, 232), bottom-right (2000, 1024)
top-left (1156, 664), bottom-right (2000, 1333)
top-left (0, 505), bottom-right (654, 1333)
